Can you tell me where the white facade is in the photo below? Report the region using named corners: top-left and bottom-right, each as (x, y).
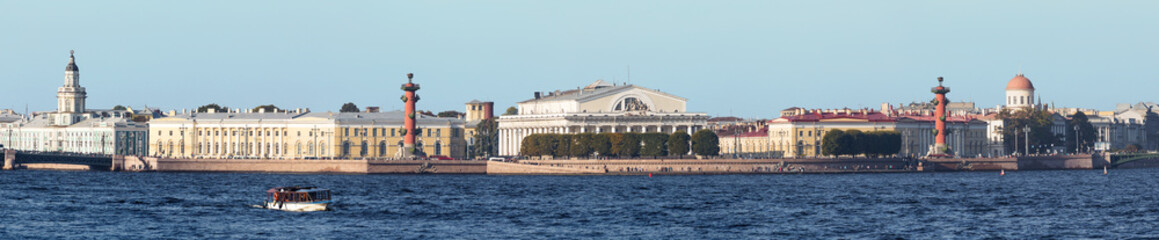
top-left (1004, 74), bottom-right (1036, 110)
top-left (498, 80), bottom-right (709, 156)
top-left (0, 51), bottom-right (149, 156)
top-left (1089, 114), bottom-right (1147, 151)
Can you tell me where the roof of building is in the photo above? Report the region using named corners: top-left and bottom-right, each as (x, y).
top-left (719, 127), bottom-right (768, 138)
top-left (707, 116), bottom-right (744, 123)
top-left (517, 80), bottom-right (688, 104)
top-left (66, 51), bottom-right (78, 72)
top-left (772, 110), bottom-right (981, 123)
top-left (1006, 74), bottom-right (1034, 90)
top-left (153, 110), bottom-right (465, 126)
top-left (0, 113), bottom-right (22, 123)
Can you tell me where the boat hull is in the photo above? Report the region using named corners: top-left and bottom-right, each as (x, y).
top-left (264, 201), bottom-right (329, 212)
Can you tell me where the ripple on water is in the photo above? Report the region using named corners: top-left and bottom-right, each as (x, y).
top-left (3, 170), bottom-right (1159, 238)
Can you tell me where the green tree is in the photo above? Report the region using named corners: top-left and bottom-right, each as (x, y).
top-left (504, 107), bottom-right (518, 116)
top-left (112, 105), bottom-right (127, 111)
top-left (520, 134), bottom-right (545, 156)
top-left (998, 108), bottom-right (1064, 154)
top-left (1125, 144), bottom-right (1142, 153)
top-left (552, 134), bottom-right (572, 157)
top-left (614, 133), bottom-right (641, 157)
top-left (252, 104), bottom-right (280, 113)
top-left (640, 133), bottom-right (669, 157)
top-left (469, 118), bottom-right (499, 158)
top-left (592, 133), bottom-right (614, 157)
top-left (196, 103), bottom-right (228, 113)
top-left (437, 111), bottom-right (464, 118)
top-left (880, 131), bottom-right (902, 156)
top-left (821, 129), bottom-right (846, 157)
top-left (340, 102), bottom-right (359, 113)
top-left (691, 129), bottom-right (720, 156)
top-left (1066, 111), bottom-right (1097, 153)
top-left (844, 129), bottom-right (866, 156)
top-left (570, 133), bottom-right (595, 157)
top-left (668, 131), bottom-right (691, 156)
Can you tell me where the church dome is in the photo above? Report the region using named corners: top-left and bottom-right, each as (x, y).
top-left (65, 51), bottom-right (79, 72)
top-left (1005, 74), bottom-right (1033, 90)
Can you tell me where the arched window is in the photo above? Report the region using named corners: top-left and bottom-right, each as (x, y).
top-left (379, 141), bottom-right (387, 156)
top-left (434, 141), bottom-right (442, 155)
top-left (360, 141), bottom-right (368, 156)
top-left (341, 141), bottom-right (351, 157)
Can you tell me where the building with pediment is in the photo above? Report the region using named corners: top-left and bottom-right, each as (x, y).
top-left (497, 80), bottom-right (709, 156)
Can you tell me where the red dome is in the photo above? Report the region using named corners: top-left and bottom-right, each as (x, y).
top-left (1005, 74), bottom-right (1034, 90)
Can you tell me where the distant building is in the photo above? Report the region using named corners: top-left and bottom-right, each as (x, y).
top-left (718, 127), bottom-right (776, 157)
top-left (1005, 73), bottom-right (1037, 110)
top-left (0, 51), bottom-right (148, 155)
top-left (148, 110), bottom-right (468, 159)
top-left (768, 108), bottom-right (988, 158)
top-left (497, 80), bottom-right (709, 156)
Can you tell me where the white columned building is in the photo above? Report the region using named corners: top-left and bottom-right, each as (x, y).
top-left (0, 51), bottom-right (149, 156)
top-left (497, 80), bottom-right (709, 156)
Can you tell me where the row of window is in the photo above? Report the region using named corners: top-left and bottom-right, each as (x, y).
top-left (343, 128), bottom-right (451, 138)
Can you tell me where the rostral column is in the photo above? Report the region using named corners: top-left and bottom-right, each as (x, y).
top-left (401, 73), bottom-right (424, 158)
top-left (930, 76), bottom-right (951, 156)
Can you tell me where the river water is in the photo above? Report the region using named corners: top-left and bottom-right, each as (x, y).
top-left (1, 169), bottom-right (1157, 239)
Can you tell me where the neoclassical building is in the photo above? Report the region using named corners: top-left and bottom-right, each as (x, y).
top-left (497, 80), bottom-right (709, 156)
top-left (768, 108), bottom-right (988, 158)
top-left (148, 110), bottom-right (468, 159)
top-left (1005, 73), bottom-right (1036, 109)
top-left (0, 51), bottom-right (149, 155)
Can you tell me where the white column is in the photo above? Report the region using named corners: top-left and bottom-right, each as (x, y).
top-left (499, 129), bottom-right (507, 156)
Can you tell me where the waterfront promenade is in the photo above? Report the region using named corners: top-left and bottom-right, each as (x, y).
top-left (3, 149), bottom-right (1149, 175)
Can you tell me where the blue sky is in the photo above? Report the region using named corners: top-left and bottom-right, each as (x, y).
top-left (1, 1), bottom-right (1156, 117)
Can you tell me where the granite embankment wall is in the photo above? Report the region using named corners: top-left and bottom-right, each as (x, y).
top-left (926, 158), bottom-right (1018, 171)
top-left (490, 158), bottom-right (911, 175)
top-left (151, 158), bottom-right (485, 174)
top-left (925, 154), bottom-right (1097, 171)
top-left (1017, 154), bottom-right (1098, 170)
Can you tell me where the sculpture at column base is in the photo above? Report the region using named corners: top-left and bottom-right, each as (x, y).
top-left (926, 144), bottom-right (954, 158)
top-left (397, 144), bottom-right (428, 160)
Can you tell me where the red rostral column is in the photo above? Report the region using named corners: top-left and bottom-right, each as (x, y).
top-left (401, 73), bottom-right (422, 158)
top-left (931, 76), bottom-right (951, 155)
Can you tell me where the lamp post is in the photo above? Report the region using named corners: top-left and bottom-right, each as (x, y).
top-left (1023, 126), bottom-right (1031, 156)
top-left (1074, 125), bottom-right (1081, 154)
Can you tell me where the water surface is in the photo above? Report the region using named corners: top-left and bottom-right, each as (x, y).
top-left (1, 169), bottom-right (1156, 239)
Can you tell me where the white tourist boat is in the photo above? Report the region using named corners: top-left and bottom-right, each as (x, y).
top-left (264, 186), bottom-right (332, 212)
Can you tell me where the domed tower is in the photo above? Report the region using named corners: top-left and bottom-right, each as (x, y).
top-left (54, 50), bottom-right (88, 126)
top-left (1005, 73), bottom-right (1035, 109)
top-left (58, 50), bottom-right (87, 114)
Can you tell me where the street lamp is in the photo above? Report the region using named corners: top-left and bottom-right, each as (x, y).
top-left (1023, 126), bottom-right (1031, 156)
top-left (1074, 125), bottom-right (1080, 154)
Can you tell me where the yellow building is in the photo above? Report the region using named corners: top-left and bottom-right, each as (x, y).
top-left (148, 110), bottom-right (468, 160)
top-left (718, 128), bottom-right (778, 158)
top-left (769, 108), bottom-right (988, 158)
